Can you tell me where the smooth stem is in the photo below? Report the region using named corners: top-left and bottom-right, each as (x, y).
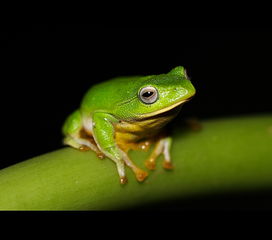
top-left (0, 114), bottom-right (271, 210)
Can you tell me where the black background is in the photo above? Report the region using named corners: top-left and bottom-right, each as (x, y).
top-left (1, 25), bottom-right (271, 211)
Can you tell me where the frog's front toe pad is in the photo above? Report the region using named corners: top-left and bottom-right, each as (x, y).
top-left (120, 176), bottom-right (128, 184)
top-left (135, 169), bottom-right (148, 182)
top-left (145, 159), bottom-right (156, 170)
top-left (163, 161), bottom-right (174, 170)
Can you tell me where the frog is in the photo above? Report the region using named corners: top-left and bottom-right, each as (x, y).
top-left (62, 66), bottom-right (196, 184)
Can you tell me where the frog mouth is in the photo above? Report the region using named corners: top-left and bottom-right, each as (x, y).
top-left (138, 98), bottom-right (191, 119)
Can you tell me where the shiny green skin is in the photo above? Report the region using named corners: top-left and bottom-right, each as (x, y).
top-left (80, 66), bottom-right (195, 120)
top-left (62, 66), bottom-right (195, 135)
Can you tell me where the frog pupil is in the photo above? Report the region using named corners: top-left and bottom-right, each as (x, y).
top-left (142, 91), bottom-right (153, 98)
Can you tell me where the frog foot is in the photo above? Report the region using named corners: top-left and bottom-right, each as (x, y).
top-left (120, 176), bottom-right (128, 184)
top-left (145, 137), bottom-right (173, 170)
top-left (145, 158), bottom-right (156, 170)
top-left (163, 161), bottom-right (174, 170)
top-left (120, 149), bottom-right (148, 182)
top-left (134, 169), bottom-right (148, 182)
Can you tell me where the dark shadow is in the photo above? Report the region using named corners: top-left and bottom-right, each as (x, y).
top-left (127, 188), bottom-right (272, 212)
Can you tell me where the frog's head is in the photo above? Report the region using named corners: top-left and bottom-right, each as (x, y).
top-left (116, 66), bottom-right (196, 119)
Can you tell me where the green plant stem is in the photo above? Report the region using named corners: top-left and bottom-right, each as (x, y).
top-left (0, 114), bottom-right (271, 210)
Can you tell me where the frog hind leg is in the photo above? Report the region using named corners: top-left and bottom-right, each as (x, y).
top-left (62, 110), bottom-right (104, 158)
top-left (64, 135), bottom-right (104, 158)
top-left (145, 137), bottom-right (173, 170)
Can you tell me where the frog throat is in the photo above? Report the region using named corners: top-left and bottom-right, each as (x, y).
top-left (136, 98), bottom-right (189, 119)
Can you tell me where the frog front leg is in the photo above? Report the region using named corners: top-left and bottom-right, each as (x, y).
top-left (92, 112), bottom-right (148, 184)
top-left (145, 137), bottom-right (173, 170)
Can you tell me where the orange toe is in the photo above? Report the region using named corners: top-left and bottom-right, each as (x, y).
top-left (163, 161), bottom-right (174, 170)
top-left (135, 169), bottom-right (148, 182)
top-left (145, 160), bottom-right (156, 170)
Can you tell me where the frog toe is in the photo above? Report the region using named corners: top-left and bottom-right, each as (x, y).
top-left (120, 176), bottom-right (128, 184)
top-left (145, 159), bottom-right (156, 170)
top-left (135, 169), bottom-right (148, 182)
top-left (163, 161), bottom-right (174, 170)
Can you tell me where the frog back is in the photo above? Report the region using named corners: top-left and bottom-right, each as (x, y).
top-left (80, 76), bottom-right (145, 115)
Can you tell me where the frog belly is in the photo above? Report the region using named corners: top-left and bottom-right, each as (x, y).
top-left (114, 109), bottom-right (179, 145)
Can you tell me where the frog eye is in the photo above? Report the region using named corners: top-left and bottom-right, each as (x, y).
top-left (139, 86), bottom-right (158, 104)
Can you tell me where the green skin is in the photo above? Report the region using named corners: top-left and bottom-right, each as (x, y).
top-left (62, 66), bottom-right (196, 184)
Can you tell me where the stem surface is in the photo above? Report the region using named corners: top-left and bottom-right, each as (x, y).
top-left (0, 114), bottom-right (271, 210)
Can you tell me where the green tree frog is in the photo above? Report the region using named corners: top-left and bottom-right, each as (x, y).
top-left (62, 66), bottom-right (196, 184)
